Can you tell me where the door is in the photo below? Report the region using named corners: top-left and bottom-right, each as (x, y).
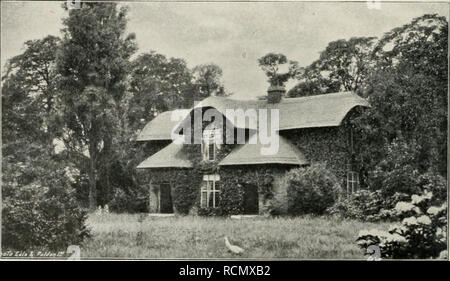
top-left (243, 184), bottom-right (259, 214)
top-left (159, 183), bottom-right (173, 213)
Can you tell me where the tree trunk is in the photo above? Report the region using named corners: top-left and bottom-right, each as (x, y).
top-left (88, 142), bottom-right (97, 210)
top-left (102, 135), bottom-right (113, 204)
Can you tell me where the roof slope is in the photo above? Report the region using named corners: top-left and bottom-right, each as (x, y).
top-left (138, 92), bottom-right (368, 141)
top-left (136, 110), bottom-right (187, 141)
top-left (136, 142), bottom-right (192, 169)
top-left (219, 135), bottom-right (308, 166)
top-left (276, 92), bottom-right (369, 130)
top-left (197, 91), bottom-right (368, 130)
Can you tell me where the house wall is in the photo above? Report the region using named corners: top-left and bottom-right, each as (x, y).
top-left (259, 170), bottom-right (290, 215)
top-left (219, 165), bottom-right (293, 215)
top-left (280, 126), bottom-right (350, 188)
top-left (144, 165), bottom-right (292, 216)
top-left (146, 168), bottom-right (203, 214)
top-left (149, 182), bottom-right (159, 213)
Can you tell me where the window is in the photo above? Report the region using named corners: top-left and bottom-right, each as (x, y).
top-left (201, 174), bottom-right (220, 208)
top-left (201, 128), bottom-right (221, 161)
top-left (346, 171), bottom-right (359, 194)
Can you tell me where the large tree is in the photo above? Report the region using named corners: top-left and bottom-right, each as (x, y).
top-left (355, 14), bottom-right (448, 181)
top-left (191, 64), bottom-right (226, 101)
top-left (2, 36), bottom-right (61, 148)
top-left (56, 3), bottom-right (137, 209)
top-left (288, 37), bottom-right (376, 97)
top-left (258, 53), bottom-right (298, 87)
top-left (128, 52), bottom-right (193, 133)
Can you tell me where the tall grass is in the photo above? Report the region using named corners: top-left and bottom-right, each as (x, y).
top-left (80, 213), bottom-right (390, 259)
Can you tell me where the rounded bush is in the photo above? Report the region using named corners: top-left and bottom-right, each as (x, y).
top-left (285, 163), bottom-right (341, 215)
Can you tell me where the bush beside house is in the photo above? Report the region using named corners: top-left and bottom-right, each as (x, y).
top-left (285, 163), bottom-right (341, 215)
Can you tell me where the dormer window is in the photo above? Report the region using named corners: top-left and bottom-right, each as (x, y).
top-left (202, 128), bottom-right (222, 161)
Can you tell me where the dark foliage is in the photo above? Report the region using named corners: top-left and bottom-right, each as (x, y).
top-left (2, 147), bottom-right (90, 251)
top-left (285, 163), bottom-right (341, 215)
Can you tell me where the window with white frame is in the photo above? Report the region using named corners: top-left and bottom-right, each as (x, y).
top-left (201, 128), bottom-right (221, 161)
top-left (346, 171), bottom-right (359, 194)
top-left (201, 174), bottom-right (220, 208)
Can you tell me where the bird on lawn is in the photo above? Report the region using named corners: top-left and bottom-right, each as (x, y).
top-left (224, 236), bottom-right (244, 255)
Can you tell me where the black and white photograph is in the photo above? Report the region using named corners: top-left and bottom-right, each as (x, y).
top-left (0, 0), bottom-right (448, 263)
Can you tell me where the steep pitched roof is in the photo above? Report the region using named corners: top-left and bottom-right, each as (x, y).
top-left (219, 135), bottom-right (308, 166)
top-left (136, 110), bottom-right (187, 141)
top-left (136, 142), bottom-right (192, 169)
top-left (196, 91), bottom-right (368, 130)
top-left (137, 91), bottom-right (368, 141)
top-left (277, 92), bottom-right (369, 130)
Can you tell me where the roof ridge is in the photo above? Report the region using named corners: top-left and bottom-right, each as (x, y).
top-left (138, 91), bottom-right (369, 141)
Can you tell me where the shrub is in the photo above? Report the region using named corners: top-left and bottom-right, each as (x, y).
top-left (328, 139), bottom-right (446, 222)
top-left (109, 188), bottom-right (148, 213)
top-left (198, 207), bottom-right (223, 216)
top-left (327, 190), bottom-right (410, 221)
top-left (285, 163), bottom-right (340, 215)
top-left (2, 155), bottom-right (90, 251)
top-left (369, 139), bottom-right (422, 197)
top-left (356, 191), bottom-right (447, 259)
top-left (266, 190), bottom-right (288, 216)
top-left (416, 170), bottom-right (447, 205)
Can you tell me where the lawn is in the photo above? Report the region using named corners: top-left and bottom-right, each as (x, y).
top-left (80, 213), bottom-right (390, 259)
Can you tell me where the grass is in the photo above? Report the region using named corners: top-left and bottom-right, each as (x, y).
top-left (80, 213), bottom-right (390, 259)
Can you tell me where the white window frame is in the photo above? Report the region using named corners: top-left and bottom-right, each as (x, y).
top-left (346, 171), bottom-right (359, 194)
top-left (201, 128), bottom-right (221, 161)
top-left (201, 174), bottom-right (220, 208)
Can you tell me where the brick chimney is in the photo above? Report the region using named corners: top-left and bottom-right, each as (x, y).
top-left (267, 85), bottom-right (286, 103)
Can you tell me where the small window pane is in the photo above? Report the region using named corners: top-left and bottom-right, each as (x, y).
top-left (214, 182), bottom-right (220, 192)
top-left (208, 144), bottom-right (215, 161)
top-left (208, 192), bottom-right (214, 207)
top-left (201, 191), bottom-right (207, 207)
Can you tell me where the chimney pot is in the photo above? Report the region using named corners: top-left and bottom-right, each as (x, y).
top-left (267, 85), bottom-right (285, 103)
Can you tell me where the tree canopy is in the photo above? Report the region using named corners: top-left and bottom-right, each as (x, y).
top-left (258, 53), bottom-right (299, 87)
top-left (57, 3), bottom-right (137, 208)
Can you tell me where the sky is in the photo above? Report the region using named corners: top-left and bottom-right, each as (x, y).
top-left (1, 1), bottom-right (448, 100)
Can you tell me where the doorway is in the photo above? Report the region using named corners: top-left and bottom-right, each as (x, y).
top-left (159, 183), bottom-right (173, 213)
top-left (243, 184), bottom-right (259, 215)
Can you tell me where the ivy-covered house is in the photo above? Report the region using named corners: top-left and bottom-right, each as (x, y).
top-left (136, 87), bottom-right (369, 215)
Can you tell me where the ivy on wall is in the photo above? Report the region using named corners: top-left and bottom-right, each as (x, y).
top-left (280, 124), bottom-right (352, 189)
top-left (145, 168), bottom-right (203, 214)
top-left (218, 166), bottom-right (289, 215)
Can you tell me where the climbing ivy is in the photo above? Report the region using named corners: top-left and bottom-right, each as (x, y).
top-left (143, 109), bottom-right (356, 215)
top-left (146, 168), bottom-right (202, 215)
